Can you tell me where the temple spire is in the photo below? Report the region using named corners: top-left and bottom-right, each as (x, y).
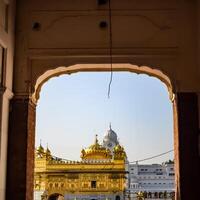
top-left (109, 123), bottom-right (112, 130)
top-left (46, 143), bottom-right (49, 150)
top-left (95, 134), bottom-right (98, 144)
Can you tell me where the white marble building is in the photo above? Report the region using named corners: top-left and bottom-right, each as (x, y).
top-left (126, 161), bottom-right (175, 199)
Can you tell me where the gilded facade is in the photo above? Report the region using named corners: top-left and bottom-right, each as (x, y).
top-left (34, 128), bottom-right (126, 200)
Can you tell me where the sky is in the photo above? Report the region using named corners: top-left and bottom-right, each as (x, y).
top-left (35, 72), bottom-right (174, 164)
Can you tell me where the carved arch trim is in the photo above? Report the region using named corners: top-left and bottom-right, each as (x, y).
top-left (31, 63), bottom-right (175, 104)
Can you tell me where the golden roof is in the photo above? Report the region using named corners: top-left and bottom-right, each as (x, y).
top-left (81, 135), bottom-right (112, 160)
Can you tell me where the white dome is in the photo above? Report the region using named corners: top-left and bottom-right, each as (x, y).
top-left (103, 125), bottom-right (119, 144)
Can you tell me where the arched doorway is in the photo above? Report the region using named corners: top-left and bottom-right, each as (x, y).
top-left (34, 70), bottom-right (174, 200)
top-left (115, 195), bottom-right (120, 200)
top-left (6, 63), bottom-right (199, 200)
top-left (31, 64), bottom-right (175, 200)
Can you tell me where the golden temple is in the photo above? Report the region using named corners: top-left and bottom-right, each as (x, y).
top-left (34, 131), bottom-right (127, 200)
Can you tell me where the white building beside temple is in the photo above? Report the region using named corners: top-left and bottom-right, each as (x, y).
top-left (126, 161), bottom-right (175, 199)
top-left (102, 125), bottom-right (175, 199)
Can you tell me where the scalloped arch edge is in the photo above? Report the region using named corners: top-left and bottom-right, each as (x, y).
top-left (31, 63), bottom-right (175, 104)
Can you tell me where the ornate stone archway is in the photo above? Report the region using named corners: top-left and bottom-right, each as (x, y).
top-left (7, 59), bottom-right (200, 200)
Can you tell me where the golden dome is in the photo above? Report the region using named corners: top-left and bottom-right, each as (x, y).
top-left (113, 144), bottom-right (126, 160)
top-left (37, 144), bottom-right (44, 153)
top-left (35, 143), bottom-right (52, 160)
top-left (45, 147), bottom-right (52, 160)
top-left (81, 135), bottom-right (112, 160)
top-left (114, 144), bottom-right (124, 152)
top-left (35, 144), bottom-right (45, 158)
top-left (45, 144), bottom-right (51, 155)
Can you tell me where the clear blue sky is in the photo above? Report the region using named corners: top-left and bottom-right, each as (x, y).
top-left (35, 72), bottom-right (174, 164)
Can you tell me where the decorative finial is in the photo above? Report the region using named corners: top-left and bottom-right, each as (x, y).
top-left (109, 122), bottom-right (112, 130)
top-left (46, 143), bottom-right (51, 155)
top-left (38, 139), bottom-right (44, 153)
top-left (95, 134), bottom-right (98, 144)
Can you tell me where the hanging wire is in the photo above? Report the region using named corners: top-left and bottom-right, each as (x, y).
top-left (107, 0), bottom-right (113, 98)
top-left (129, 149), bottom-right (174, 164)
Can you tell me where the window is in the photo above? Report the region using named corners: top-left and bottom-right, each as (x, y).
top-left (91, 181), bottom-right (96, 188)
